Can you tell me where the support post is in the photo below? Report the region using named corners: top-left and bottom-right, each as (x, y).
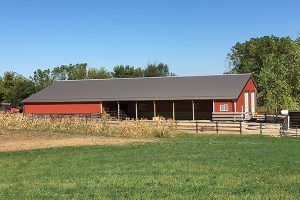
top-left (135, 102), bottom-right (138, 120)
top-left (153, 101), bottom-right (156, 118)
top-left (239, 121), bottom-right (242, 134)
top-left (234, 101), bottom-right (237, 121)
top-left (287, 115), bottom-right (290, 130)
top-left (117, 102), bottom-right (120, 121)
top-left (100, 101), bottom-right (103, 114)
top-left (234, 101), bottom-right (237, 113)
top-left (212, 100), bottom-right (215, 113)
top-left (172, 101), bottom-right (175, 121)
top-left (260, 123), bottom-right (262, 135)
top-left (192, 101), bottom-right (195, 121)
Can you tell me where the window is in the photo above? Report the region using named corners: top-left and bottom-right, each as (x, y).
top-left (220, 104), bottom-right (229, 111)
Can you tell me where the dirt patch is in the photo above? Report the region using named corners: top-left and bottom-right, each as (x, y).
top-left (0, 131), bottom-right (151, 152)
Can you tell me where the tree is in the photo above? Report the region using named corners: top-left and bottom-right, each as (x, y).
top-left (257, 55), bottom-right (298, 113)
top-left (51, 63), bottom-right (88, 80)
top-left (111, 65), bottom-right (144, 78)
top-left (31, 69), bottom-right (53, 92)
top-left (51, 65), bottom-right (68, 81)
top-left (144, 63), bottom-right (173, 77)
top-left (226, 35), bottom-right (300, 112)
top-left (66, 63), bottom-right (87, 80)
top-left (87, 67), bottom-right (112, 79)
top-left (1, 72), bottom-right (35, 107)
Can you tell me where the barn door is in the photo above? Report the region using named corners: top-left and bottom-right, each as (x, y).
top-left (244, 92), bottom-right (249, 113)
top-left (251, 91), bottom-right (255, 113)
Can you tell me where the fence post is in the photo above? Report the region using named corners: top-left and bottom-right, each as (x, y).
top-left (196, 120), bottom-right (198, 133)
top-left (264, 112), bottom-right (267, 122)
top-left (239, 121), bottom-right (242, 135)
top-left (216, 121), bottom-right (219, 134)
top-left (260, 123), bottom-right (262, 135)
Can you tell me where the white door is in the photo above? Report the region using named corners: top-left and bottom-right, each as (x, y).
top-left (244, 92), bottom-right (249, 113)
top-left (251, 91), bottom-right (255, 113)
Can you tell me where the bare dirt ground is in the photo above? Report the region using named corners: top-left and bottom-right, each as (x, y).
top-left (0, 130), bottom-right (150, 152)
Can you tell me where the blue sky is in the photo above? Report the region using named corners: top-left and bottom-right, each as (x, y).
top-left (0, 0), bottom-right (299, 77)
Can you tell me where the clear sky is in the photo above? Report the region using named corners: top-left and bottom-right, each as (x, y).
top-left (1, 0), bottom-right (300, 77)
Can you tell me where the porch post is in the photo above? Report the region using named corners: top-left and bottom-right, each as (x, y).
top-left (192, 101), bottom-right (195, 121)
top-left (172, 101), bottom-right (175, 120)
top-left (100, 101), bottom-right (103, 114)
top-left (135, 102), bottom-right (138, 120)
top-left (234, 101), bottom-right (237, 113)
top-left (153, 101), bottom-right (156, 118)
top-left (234, 100), bottom-right (237, 121)
top-left (212, 100), bottom-right (215, 113)
top-left (117, 102), bottom-right (120, 120)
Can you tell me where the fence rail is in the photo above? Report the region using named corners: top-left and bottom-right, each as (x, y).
top-left (24, 113), bottom-right (281, 136)
top-left (280, 123), bottom-right (300, 137)
top-left (175, 120), bottom-right (280, 135)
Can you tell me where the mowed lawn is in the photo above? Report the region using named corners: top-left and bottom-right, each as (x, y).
top-left (0, 135), bottom-right (300, 199)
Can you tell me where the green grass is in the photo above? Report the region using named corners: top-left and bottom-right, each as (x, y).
top-left (0, 135), bottom-right (300, 199)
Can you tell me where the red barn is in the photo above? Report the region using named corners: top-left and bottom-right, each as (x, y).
top-left (22, 74), bottom-right (257, 120)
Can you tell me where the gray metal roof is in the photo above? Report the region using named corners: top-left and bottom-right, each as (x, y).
top-left (22, 74), bottom-right (252, 103)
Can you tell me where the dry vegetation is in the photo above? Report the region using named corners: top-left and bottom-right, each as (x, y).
top-left (0, 112), bottom-right (180, 138)
top-left (0, 130), bottom-right (150, 152)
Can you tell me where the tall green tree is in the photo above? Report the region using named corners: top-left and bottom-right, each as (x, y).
top-left (258, 54), bottom-right (298, 112)
top-left (227, 35), bottom-right (300, 112)
top-left (1, 72), bottom-right (35, 106)
top-left (31, 69), bottom-right (53, 92)
top-left (144, 63), bottom-right (173, 77)
top-left (51, 63), bottom-right (88, 80)
top-left (66, 63), bottom-right (87, 80)
top-left (51, 65), bottom-right (69, 81)
top-left (87, 67), bottom-right (112, 79)
top-left (112, 65), bottom-right (144, 78)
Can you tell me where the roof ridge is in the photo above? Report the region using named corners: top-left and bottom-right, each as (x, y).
top-left (56, 73), bottom-right (252, 82)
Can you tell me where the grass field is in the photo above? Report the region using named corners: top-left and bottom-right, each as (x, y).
top-left (0, 135), bottom-right (299, 199)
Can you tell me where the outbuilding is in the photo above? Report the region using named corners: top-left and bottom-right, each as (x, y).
top-left (22, 74), bottom-right (257, 121)
top-left (288, 110), bottom-right (300, 127)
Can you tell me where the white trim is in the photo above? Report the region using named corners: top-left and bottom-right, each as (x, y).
top-left (220, 104), bottom-right (229, 111)
top-left (234, 101), bottom-right (237, 113)
top-left (244, 92), bottom-right (249, 113)
top-left (135, 102), bottom-right (138, 120)
top-left (251, 91), bottom-right (255, 113)
top-left (172, 101), bottom-right (175, 121)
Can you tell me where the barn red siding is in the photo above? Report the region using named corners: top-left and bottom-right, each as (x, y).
top-left (214, 101), bottom-right (234, 112)
top-left (24, 103), bottom-right (102, 114)
top-left (213, 78), bottom-right (256, 113)
top-left (236, 78), bottom-right (256, 112)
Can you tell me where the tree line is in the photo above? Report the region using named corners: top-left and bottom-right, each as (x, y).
top-left (226, 35), bottom-right (300, 113)
top-left (0, 63), bottom-right (174, 107)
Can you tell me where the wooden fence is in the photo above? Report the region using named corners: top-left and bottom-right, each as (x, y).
top-left (280, 122), bottom-right (300, 137)
top-left (26, 113), bottom-right (281, 136)
top-left (174, 120), bottom-right (280, 135)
